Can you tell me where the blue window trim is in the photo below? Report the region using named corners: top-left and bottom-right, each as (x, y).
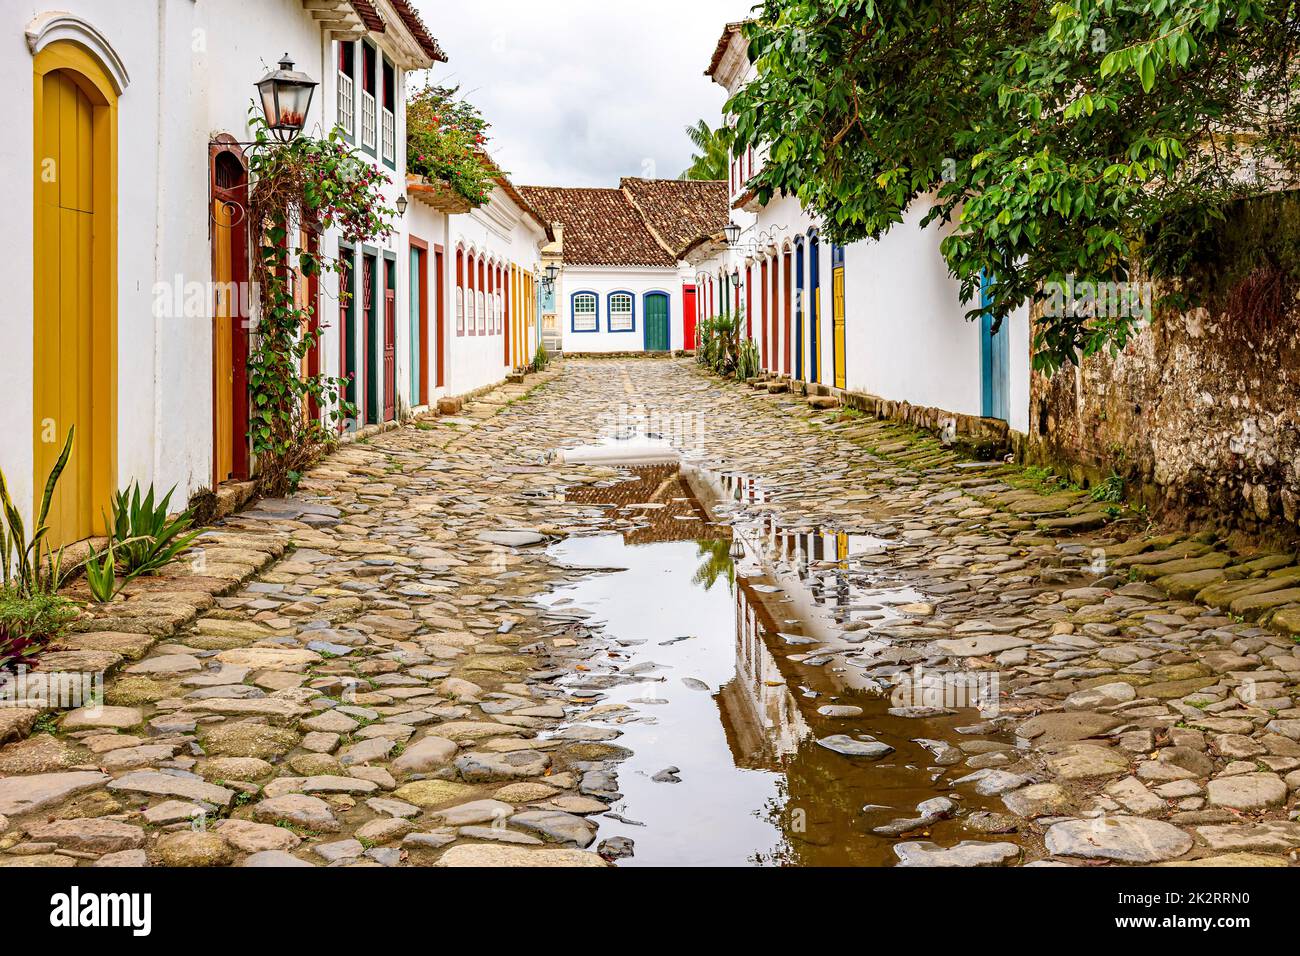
top-left (606, 290), bottom-right (637, 333)
top-left (570, 290), bottom-right (599, 333)
top-left (642, 291), bottom-right (671, 350)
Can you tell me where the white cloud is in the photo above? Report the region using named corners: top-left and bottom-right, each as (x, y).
top-left (411, 0), bottom-right (745, 187)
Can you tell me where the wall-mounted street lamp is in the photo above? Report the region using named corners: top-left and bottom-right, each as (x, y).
top-left (542, 263), bottom-right (559, 294)
top-left (729, 267), bottom-right (741, 288)
top-left (395, 195), bottom-right (409, 216)
top-left (255, 55), bottom-right (318, 142)
top-left (722, 223), bottom-right (790, 256)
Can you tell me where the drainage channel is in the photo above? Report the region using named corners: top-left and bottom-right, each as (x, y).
top-left (538, 462), bottom-right (1026, 866)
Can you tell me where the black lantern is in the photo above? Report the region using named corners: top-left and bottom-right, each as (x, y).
top-left (544, 264), bottom-right (559, 283)
top-left (395, 195), bottom-right (409, 216)
top-left (723, 222), bottom-right (741, 245)
top-left (256, 55), bottom-right (318, 142)
top-left (730, 267), bottom-right (741, 288)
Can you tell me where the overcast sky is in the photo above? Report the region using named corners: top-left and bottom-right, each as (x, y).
top-left (411, 0), bottom-right (748, 188)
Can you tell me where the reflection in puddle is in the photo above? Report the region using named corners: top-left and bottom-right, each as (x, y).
top-left (540, 465), bottom-right (1018, 866)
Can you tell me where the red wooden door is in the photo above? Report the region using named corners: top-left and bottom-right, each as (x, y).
top-left (683, 284), bottom-right (696, 352)
top-left (760, 260), bottom-right (769, 370)
top-left (383, 276), bottom-right (396, 422)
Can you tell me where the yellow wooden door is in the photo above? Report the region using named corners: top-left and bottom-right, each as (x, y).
top-left (212, 200), bottom-right (235, 483)
top-left (832, 264), bottom-right (846, 389)
top-left (35, 70), bottom-right (99, 545)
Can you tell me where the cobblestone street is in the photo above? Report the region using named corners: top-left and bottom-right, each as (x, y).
top-left (2, 357), bottom-right (1298, 867)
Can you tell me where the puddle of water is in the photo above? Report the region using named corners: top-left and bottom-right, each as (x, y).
top-left (539, 465), bottom-right (1020, 867)
top-left (553, 408), bottom-right (680, 466)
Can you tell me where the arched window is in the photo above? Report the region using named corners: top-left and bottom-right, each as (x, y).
top-left (478, 259), bottom-right (487, 334)
top-left (572, 292), bottom-right (598, 332)
top-left (608, 291), bottom-right (634, 332)
top-left (466, 253), bottom-right (476, 335)
top-left (745, 263), bottom-right (753, 340)
top-left (455, 249), bottom-right (465, 335)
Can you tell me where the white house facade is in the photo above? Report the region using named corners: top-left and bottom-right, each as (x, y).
top-left (521, 178), bottom-right (729, 356)
top-left (0, 0), bottom-right (444, 546)
top-left (443, 177), bottom-right (549, 396)
top-left (700, 21), bottom-right (1032, 436)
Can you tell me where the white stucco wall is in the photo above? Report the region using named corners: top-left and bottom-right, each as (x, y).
top-left (0, 0), bottom-right (331, 523)
top-left (445, 185), bottom-right (546, 396)
top-left (1, 0), bottom-right (436, 531)
top-left (710, 29), bottom-right (1031, 434)
top-left (556, 266), bottom-right (685, 353)
top-left (404, 200), bottom-right (449, 405)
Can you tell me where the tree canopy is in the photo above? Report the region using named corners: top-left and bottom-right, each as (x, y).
top-left (727, 0), bottom-right (1300, 371)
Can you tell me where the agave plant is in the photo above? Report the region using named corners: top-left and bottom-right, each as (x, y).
top-left (0, 428), bottom-right (79, 668)
top-left (0, 427), bottom-right (75, 597)
top-left (735, 337), bottom-right (760, 382)
top-left (106, 483), bottom-right (202, 580)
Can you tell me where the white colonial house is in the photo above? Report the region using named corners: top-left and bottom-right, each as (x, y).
top-left (699, 21), bottom-right (1032, 437)
top-left (0, 0), bottom-right (454, 547)
top-left (1, 0), bottom-right (554, 550)
top-left (520, 178), bottom-right (729, 355)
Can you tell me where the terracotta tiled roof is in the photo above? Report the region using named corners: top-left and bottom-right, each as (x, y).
top-left (519, 186), bottom-right (677, 267)
top-left (389, 0), bottom-right (448, 63)
top-left (349, 0), bottom-right (385, 33)
top-left (347, 1), bottom-right (447, 64)
top-left (704, 21), bottom-right (748, 77)
top-left (620, 177), bottom-right (730, 259)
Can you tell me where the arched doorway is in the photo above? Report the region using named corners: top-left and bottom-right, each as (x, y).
top-left (33, 39), bottom-right (119, 546)
top-left (210, 139), bottom-right (250, 484)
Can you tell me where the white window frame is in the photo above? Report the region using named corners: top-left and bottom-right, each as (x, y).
top-left (477, 290), bottom-right (486, 334)
top-left (456, 288), bottom-right (464, 335)
top-left (467, 287), bottom-right (476, 334)
top-left (382, 106), bottom-right (395, 164)
top-left (609, 292), bottom-right (634, 332)
top-left (337, 71), bottom-right (354, 137)
top-left (361, 89), bottom-right (376, 150)
top-left (572, 293), bottom-right (598, 332)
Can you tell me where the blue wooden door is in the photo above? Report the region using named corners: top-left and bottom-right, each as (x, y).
top-left (979, 271), bottom-right (1009, 421)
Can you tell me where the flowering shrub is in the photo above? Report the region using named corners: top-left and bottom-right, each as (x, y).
top-left (406, 84), bottom-right (497, 206)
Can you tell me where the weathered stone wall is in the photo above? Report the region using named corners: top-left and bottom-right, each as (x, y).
top-left (1027, 298), bottom-right (1300, 542)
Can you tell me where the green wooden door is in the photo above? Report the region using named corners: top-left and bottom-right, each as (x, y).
top-left (644, 292), bottom-right (670, 351)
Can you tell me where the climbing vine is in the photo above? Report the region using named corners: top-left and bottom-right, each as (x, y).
top-left (245, 110), bottom-right (394, 495)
